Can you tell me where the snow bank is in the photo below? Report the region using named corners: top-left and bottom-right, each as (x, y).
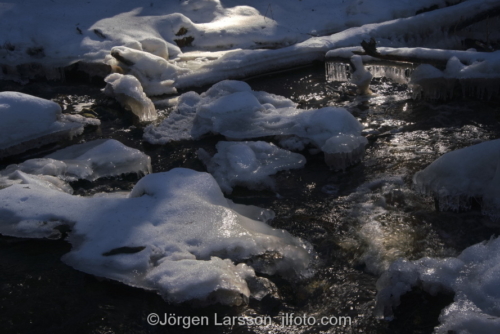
top-left (173, 0), bottom-right (496, 89)
top-left (413, 139), bottom-right (500, 221)
top-left (376, 237), bottom-right (500, 333)
top-left (144, 80), bottom-right (367, 169)
top-left (0, 0), bottom-right (455, 67)
top-left (103, 73), bottom-right (157, 121)
top-left (1, 0), bottom-right (482, 87)
top-left (0, 168), bottom-right (313, 305)
top-left (0, 139), bottom-right (151, 192)
top-left (0, 92), bottom-right (99, 158)
top-left (199, 141), bottom-right (305, 194)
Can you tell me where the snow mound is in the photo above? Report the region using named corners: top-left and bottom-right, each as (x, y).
top-left (144, 80), bottom-right (366, 169)
top-left (103, 73), bottom-right (157, 121)
top-left (413, 139), bottom-right (500, 221)
top-left (105, 46), bottom-right (188, 96)
top-left (0, 168), bottom-right (313, 305)
top-left (0, 139), bottom-right (151, 192)
top-left (199, 141), bottom-right (306, 194)
top-left (0, 92), bottom-right (98, 158)
top-left (376, 237), bottom-right (500, 333)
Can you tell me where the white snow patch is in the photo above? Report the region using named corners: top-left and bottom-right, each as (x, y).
top-left (0, 139), bottom-right (151, 192)
top-left (145, 80), bottom-right (367, 169)
top-left (0, 92), bottom-right (97, 158)
top-left (199, 141), bottom-right (306, 194)
top-left (0, 168), bottom-right (314, 305)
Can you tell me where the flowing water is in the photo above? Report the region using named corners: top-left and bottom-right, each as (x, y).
top-left (1, 62), bottom-right (500, 334)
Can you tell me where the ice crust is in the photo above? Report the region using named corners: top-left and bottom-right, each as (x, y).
top-left (199, 141), bottom-right (306, 194)
top-left (409, 53), bottom-right (500, 100)
top-left (413, 139), bottom-right (500, 221)
top-left (0, 92), bottom-right (98, 157)
top-left (103, 73), bottom-right (157, 121)
top-left (144, 80), bottom-right (367, 169)
top-left (0, 168), bottom-right (313, 305)
top-left (376, 237), bottom-right (500, 333)
top-left (0, 139), bottom-right (152, 192)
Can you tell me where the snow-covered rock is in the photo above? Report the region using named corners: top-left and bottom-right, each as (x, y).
top-left (376, 237), bottom-right (500, 333)
top-left (0, 168), bottom-right (313, 305)
top-left (199, 141), bottom-right (306, 194)
top-left (350, 55), bottom-right (373, 95)
top-left (145, 80), bottom-right (367, 169)
top-left (0, 92), bottom-right (99, 158)
top-left (413, 139), bottom-right (500, 221)
top-left (103, 73), bottom-right (157, 121)
top-left (0, 139), bottom-right (151, 192)
top-left (105, 46), bottom-right (188, 96)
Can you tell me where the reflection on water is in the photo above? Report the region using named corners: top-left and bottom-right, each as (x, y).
top-left (1, 62), bottom-right (500, 333)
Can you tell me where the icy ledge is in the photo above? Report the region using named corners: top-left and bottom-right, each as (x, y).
top-left (0, 168), bottom-right (314, 306)
top-left (413, 139), bottom-right (500, 221)
top-left (376, 237), bottom-right (500, 333)
top-left (198, 141), bottom-right (306, 194)
top-left (0, 139), bottom-right (152, 193)
top-left (0, 91), bottom-right (100, 158)
top-left (144, 80), bottom-right (367, 170)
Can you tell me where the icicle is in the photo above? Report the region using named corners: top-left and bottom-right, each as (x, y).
top-left (325, 62), bottom-right (349, 82)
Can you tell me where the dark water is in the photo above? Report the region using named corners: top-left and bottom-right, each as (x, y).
top-left (1, 62), bottom-right (500, 334)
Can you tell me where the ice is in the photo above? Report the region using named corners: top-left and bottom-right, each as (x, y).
top-left (103, 73), bottom-right (157, 121)
top-left (0, 92), bottom-right (98, 158)
top-left (376, 237), bottom-right (500, 333)
top-left (326, 60), bottom-right (412, 85)
top-left (0, 168), bottom-right (314, 305)
top-left (105, 46), bottom-right (188, 96)
top-left (322, 134), bottom-right (369, 171)
top-left (0, 139), bottom-right (151, 192)
top-left (198, 141), bottom-right (306, 194)
top-left (413, 139), bottom-right (500, 221)
top-left (145, 80), bottom-right (367, 169)
top-left (350, 55), bottom-right (373, 95)
top-left (410, 54), bottom-right (500, 100)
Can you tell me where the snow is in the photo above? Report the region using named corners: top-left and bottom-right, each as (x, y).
top-left (410, 54), bottom-right (500, 99)
top-left (349, 55), bottom-right (373, 94)
top-left (376, 237), bottom-right (500, 333)
top-left (144, 80), bottom-right (367, 169)
top-left (103, 73), bottom-right (157, 121)
top-left (0, 0), bottom-right (454, 66)
top-left (413, 139), bottom-right (500, 221)
top-left (0, 168), bottom-right (314, 305)
top-left (105, 46), bottom-right (187, 96)
top-left (0, 139), bottom-right (151, 192)
top-left (198, 141), bottom-right (306, 194)
top-left (2, 0), bottom-right (488, 88)
top-left (0, 91), bottom-right (99, 158)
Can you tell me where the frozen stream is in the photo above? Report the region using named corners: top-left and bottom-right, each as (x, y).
top-left (1, 62), bottom-right (500, 334)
